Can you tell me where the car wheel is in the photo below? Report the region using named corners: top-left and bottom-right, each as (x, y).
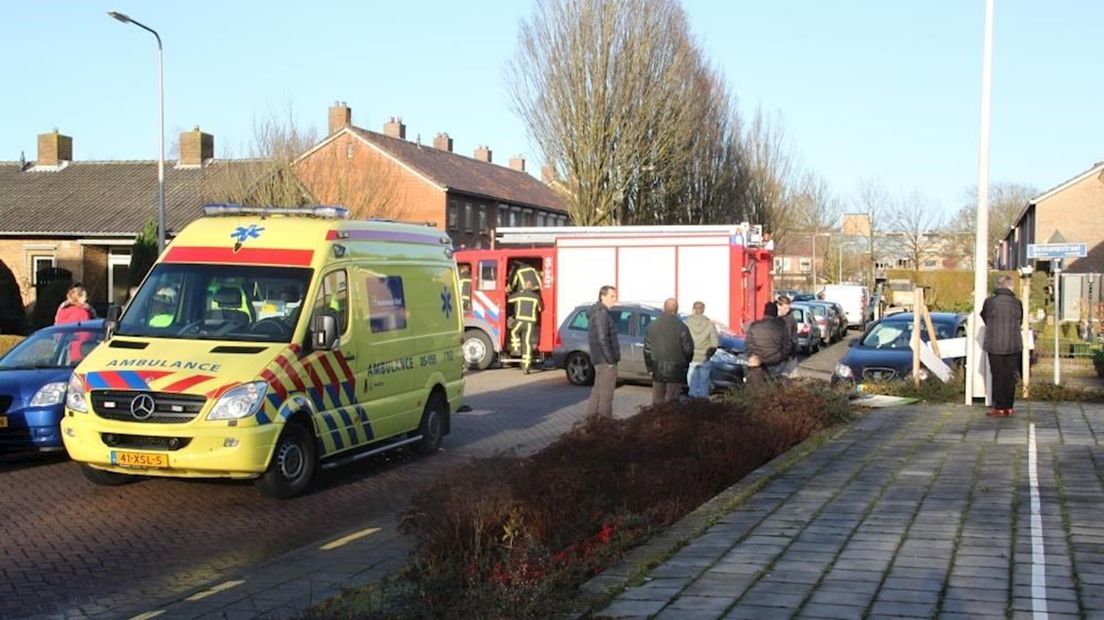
top-left (462, 329), bottom-right (495, 371)
top-left (565, 351), bottom-right (595, 386)
top-left (255, 423), bottom-right (316, 499)
top-left (80, 464), bottom-right (137, 486)
top-left (414, 391), bottom-right (447, 455)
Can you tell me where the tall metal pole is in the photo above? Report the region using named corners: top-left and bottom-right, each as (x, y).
top-left (968, 0), bottom-right (995, 402)
top-left (108, 12), bottom-right (166, 254)
top-left (1054, 260), bottom-right (1062, 385)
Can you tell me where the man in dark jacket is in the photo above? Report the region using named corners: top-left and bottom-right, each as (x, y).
top-left (585, 285), bottom-right (620, 419)
top-left (745, 302), bottom-right (791, 385)
top-left (644, 298), bottom-right (695, 405)
top-left (981, 275), bottom-right (1023, 417)
top-left (777, 295), bottom-right (798, 376)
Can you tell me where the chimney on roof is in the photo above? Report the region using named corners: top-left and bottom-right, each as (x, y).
top-left (474, 145), bottom-right (492, 163)
top-left (328, 101), bottom-right (351, 135)
top-left (508, 155), bottom-right (526, 172)
top-left (179, 126), bottom-right (214, 166)
top-left (384, 117), bottom-right (406, 140)
top-left (433, 132), bottom-right (453, 152)
top-left (37, 129), bottom-right (72, 166)
top-left (541, 164), bottom-right (556, 184)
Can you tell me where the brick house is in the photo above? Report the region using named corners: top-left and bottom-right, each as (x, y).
top-left (295, 102), bottom-right (569, 249)
top-left (997, 160), bottom-right (1104, 274)
top-left (0, 127), bottom-right (261, 310)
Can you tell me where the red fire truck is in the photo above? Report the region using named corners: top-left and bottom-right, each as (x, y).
top-left (454, 225), bottom-right (773, 371)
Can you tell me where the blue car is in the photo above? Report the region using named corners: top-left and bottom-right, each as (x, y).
top-left (832, 312), bottom-right (967, 385)
top-left (0, 320), bottom-right (105, 454)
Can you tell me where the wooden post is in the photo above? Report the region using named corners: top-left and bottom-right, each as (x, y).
top-left (920, 291), bottom-right (941, 359)
top-left (913, 288), bottom-right (923, 386)
top-left (1022, 274), bottom-right (1031, 398)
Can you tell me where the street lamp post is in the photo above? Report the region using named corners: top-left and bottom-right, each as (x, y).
top-left (108, 11), bottom-right (166, 254)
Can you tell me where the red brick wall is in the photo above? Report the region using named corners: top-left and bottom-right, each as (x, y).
top-left (295, 133), bottom-right (446, 227)
top-left (1035, 171), bottom-right (1104, 273)
top-left (0, 238), bottom-right (90, 307)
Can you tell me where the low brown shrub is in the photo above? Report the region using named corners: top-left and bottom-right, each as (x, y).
top-left (369, 380), bottom-right (852, 619)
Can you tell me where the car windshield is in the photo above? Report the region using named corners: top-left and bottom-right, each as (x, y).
top-left (117, 263), bottom-right (313, 343)
top-left (0, 327), bottom-right (104, 369)
top-left (861, 320), bottom-right (957, 349)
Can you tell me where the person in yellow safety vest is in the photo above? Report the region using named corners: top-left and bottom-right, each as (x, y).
top-left (458, 264), bottom-right (472, 313)
top-left (508, 283), bottom-right (542, 374)
top-left (509, 263), bottom-right (541, 296)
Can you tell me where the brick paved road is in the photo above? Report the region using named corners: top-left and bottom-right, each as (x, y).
top-left (0, 368), bottom-right (651, 619)
top-left (591, 401), bottom-right (1104, 619)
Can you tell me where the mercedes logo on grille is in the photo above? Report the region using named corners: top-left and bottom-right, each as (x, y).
top-left (130, 394), bottom-right (156, 420)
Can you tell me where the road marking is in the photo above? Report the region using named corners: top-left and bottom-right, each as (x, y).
top-left (320, 527), bottom-right (380, 550)
top-left (1029, 422), bottom-right (1048, 619)
top-left (184, 579), bottom-right (245, 602)
top-left (129, 612), bottom-right (164, 620)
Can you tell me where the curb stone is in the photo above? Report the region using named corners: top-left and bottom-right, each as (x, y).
top-left (571, 419), bottom-right (852, 618)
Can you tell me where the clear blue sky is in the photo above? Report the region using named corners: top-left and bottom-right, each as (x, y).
top-left (2, 1), bottom-right (1101, 220)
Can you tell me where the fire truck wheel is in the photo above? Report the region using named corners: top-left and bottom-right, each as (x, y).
top-left (565, 352), bottom-right (595, 386)
top-left (81, 464), bottom-right (138, 486)
top-left (463, 329), bottom-right (495, 371)
top-left (256, 422), bottom-right (317, 499)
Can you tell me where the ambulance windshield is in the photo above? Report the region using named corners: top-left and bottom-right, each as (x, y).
top-left (116, 264), bottom-right (313, 343)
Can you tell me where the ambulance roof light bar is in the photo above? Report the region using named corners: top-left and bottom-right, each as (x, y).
top-left (203, 204), bottom-right (350, 219)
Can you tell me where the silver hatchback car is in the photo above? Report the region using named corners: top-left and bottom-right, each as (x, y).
top-left (550, 302), bottom-right (747, 389)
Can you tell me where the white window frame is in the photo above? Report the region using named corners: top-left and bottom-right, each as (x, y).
top-left (30, 254), bottom-right (57, 285)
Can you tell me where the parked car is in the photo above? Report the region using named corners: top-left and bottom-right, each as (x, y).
top-left (788, 303), bottom-right (821, 354)
top-left (1, 319), bottom-right (105, 454)
top-left (799, 301), bottom-right (832, 344)
top-left (551, 302), bottom-right (747, 391)
top-left (832, 312), bottom-right (967, 385)
top-left (823, 300), bottom-right (849, 341)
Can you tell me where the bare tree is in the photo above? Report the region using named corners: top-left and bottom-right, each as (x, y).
top-left (889, 190), bottom-right (944, 277)
top-left (508, 0), bottom-right (715, 226)
top-left (944, 182), bottom-right (1038, 266)
top-left (739, 109), bottom-right (802, 246)
top-left (853, 178), bottom-right (892, 286)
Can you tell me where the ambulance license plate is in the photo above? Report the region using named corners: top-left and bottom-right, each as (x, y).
top-left (111, 450), bottom-right (169, 469)
top-left (0, 415), bottom-right (7, 428)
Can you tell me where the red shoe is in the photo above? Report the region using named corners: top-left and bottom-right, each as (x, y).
top-left (1002, 408), bottom-right (1014, 417)
top-left (986, 408), bottom-right (1002, 417)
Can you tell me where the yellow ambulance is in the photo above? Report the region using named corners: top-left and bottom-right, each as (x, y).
top-left (61, 205), bottom-right (464, 498)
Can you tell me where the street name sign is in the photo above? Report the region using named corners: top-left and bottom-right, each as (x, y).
top-left (1026, 243), bottom-right (1087, 260)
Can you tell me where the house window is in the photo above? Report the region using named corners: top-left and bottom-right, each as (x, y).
top-left (447, 200), bottom-right (459, 231)
top-left (924, 259), bottom-right (939, 269)
top-left (536, 213), bottom-right (546, 227)
top-left (463, 203), bottom-right (474, 232)
top-left (31, 255), bottom-right (56, 285)
top-left (478, 205), bottom-right (487, 232)
top-left (799, 258), bottom-right (812, 272)
top-left (498, 204), bottom-right (510, 228)
top-left (774, 257), bottom-right (785, 271)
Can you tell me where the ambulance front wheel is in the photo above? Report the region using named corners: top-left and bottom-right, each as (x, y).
top-left (463, 329), bottom-right (495, 371)
top-left (81, 464), bottom-right (138, 486)
top-left (256, 422), bottom-right (317, 499)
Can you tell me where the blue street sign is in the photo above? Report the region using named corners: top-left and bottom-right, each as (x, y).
top-left (1027, 243), bottom-right (1087, 260)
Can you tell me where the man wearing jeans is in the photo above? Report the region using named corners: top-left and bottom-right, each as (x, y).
top-left (585, 285), bottom-right (620, 419)
top-left (685, 301), bottom-right (719, 398)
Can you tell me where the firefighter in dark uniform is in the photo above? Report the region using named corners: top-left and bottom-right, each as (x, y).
top-left (508, 281), bottom-right (542, 373)
top-left (509, 262), bottom-right (541, 296)
top-left (458, 264), bottom-right (472, 313)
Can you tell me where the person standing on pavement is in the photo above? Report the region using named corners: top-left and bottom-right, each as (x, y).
top-left (585, 285), bottom-right (620, 419)
top-left (745, 301), bottom-right (791, 386)
top-left (685, 301), bottom-right (719, 398)
top-left (981, 274), bottom-right (1024, 417)
top-left (776, 295), bottom-right (799, 377)
top-left (644, 298), bottom-right (695, 405)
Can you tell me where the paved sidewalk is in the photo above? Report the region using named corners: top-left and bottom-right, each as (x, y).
top-left (586, 401), bottom-right (1104, 619)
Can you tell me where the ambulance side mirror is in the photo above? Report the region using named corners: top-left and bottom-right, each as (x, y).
top-left (104, 304), bottom-right (122, 339)
top-left (311, 314), bottom-right (339, 351)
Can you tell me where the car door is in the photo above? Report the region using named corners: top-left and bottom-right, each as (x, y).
top-left (610, 307), bottom-right (643, 379)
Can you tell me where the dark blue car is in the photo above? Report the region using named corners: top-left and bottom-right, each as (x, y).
top-left (833, 312), bottom-right (967, 385)
top-left (0, 320), bottom-right (104, 454)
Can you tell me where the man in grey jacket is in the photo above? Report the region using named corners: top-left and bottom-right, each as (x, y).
top-left (981, 275), bottom-right (1023, 416)
top-left (585, 285), bottom-right (620, 419)
top-left (685, 301), bottom-right (719, 398)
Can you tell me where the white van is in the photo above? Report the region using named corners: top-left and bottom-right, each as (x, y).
top-left (820, 284), bottom-right (869, 329)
